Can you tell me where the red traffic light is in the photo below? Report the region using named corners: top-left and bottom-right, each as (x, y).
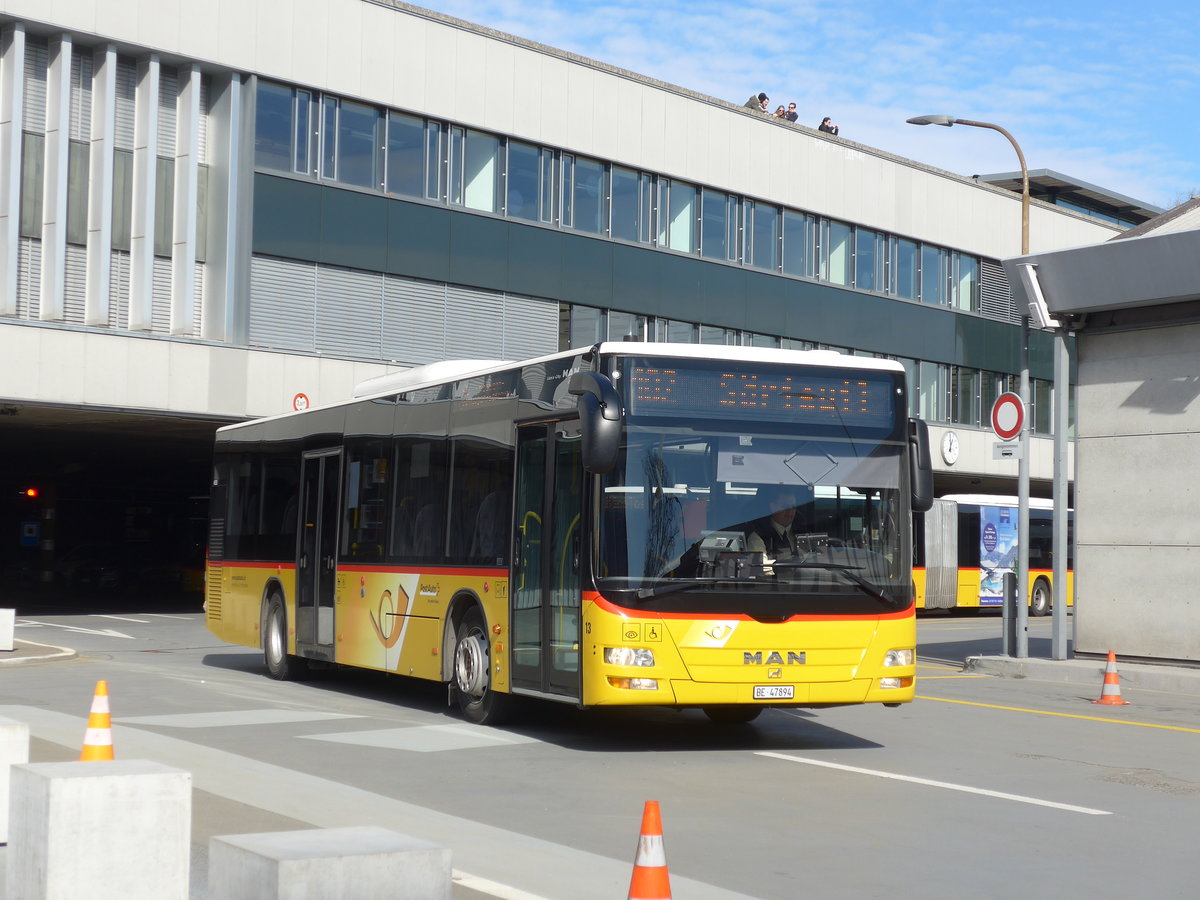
top-left (20, 487), bottom-right (39, 498)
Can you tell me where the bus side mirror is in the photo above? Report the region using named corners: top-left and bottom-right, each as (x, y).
top-left (569, 371), bottom-right (623, 474)
top-left (909, 418), bottom-right (934, 513)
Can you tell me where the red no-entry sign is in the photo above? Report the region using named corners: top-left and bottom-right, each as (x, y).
top-left (991, 392), bottom-right (1024, 441)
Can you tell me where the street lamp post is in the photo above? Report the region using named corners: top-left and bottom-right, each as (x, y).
top-left (907, 115), bottom-right (1031, 659)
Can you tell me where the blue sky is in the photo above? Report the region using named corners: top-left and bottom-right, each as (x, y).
top-left (423, 0), bottom-right (1199, 211)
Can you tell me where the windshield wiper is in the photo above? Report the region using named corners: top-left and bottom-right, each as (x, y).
top-left (770, 561), bottom-right (895, 606)
top-left (634, 577), bottom-right (757, 600)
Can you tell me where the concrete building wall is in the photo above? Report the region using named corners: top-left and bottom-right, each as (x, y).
top-left (8, 0), bottom-right (1120, 262)
top-left (1074, 322), bottom-right (1200, 661)
top-left (0, 323), bottom-right (397, 419)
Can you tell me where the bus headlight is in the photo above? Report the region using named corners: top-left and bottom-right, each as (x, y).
top-left (880, 676), bottom-right (914, 689)
top-left (604, 647), bottom-right (655, 667)
top-left (884, 649), bottom-right (914, 667)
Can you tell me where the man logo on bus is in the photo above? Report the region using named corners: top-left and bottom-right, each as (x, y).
top-left (744, 651), bottom-right (806, 665)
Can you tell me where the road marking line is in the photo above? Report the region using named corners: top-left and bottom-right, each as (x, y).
top-left (922, 695), bottom-right (1200, 734)
top-left (918, 675), bottom-right (985, 679)
top-left (756, 751), bottom-right (1111, 816)
top-left (18, 620), bottom-right (134, 639)
top-left (93, 614), bottom-right (151, 623)
top-left (145, 614), bottom-right (197, 620)
top-left (916, 662), bottom-right (964, 671)
top-left (453, 870), bottom-right (552, 900)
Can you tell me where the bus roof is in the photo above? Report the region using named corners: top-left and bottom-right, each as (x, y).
top-left (938, 493), bottom-right (1061, 511)
top-left (219, 343), bottom-right (906, 435)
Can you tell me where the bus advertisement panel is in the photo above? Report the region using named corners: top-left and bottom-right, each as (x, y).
top-left (205, 344), bottom-right (933, 725)
top-left (978, 503), bottom-right (1017, 606)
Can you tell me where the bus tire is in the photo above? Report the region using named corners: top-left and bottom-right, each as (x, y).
top-left (263, 594), bottom-right (307, 681)
top-left (703, 706), bottom-right (763, 725)
top-left (453, 606), bottom-right (510, 725)
top-left (1030, 578), bottom-right (1051, 617)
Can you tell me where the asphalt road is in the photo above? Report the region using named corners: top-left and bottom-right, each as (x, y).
top-left (3, 610), bottom-right (1198, 899)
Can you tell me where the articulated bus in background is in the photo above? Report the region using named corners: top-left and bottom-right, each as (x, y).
top-left (205, 343), bottom-right (934, 724)
top-left (914, 494), bottom-right (1073, 616)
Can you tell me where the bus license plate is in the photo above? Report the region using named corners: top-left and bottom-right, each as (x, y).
top-left (753, 685), bottom-right (794, 700)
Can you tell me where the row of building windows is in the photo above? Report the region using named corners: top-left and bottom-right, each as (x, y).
top-left (560, 303), bottom-right (1065, 435)
top-left (254, 81), bottom-right (984, 313)
top-left (18, 134), bottom-right (209, 260)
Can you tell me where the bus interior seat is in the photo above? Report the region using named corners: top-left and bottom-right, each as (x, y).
top-left (412, 503), bottom-right (444, 558)
top-left (469, 491), bottom-right (510, 562)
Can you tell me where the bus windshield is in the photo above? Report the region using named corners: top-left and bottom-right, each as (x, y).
top-left (596, 422), bottom-right (911, 617)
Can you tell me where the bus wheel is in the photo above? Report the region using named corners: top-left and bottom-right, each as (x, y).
top-left (453, 607), bottom-right (510, 725)
top-left (263, 595), bottom-right (307, 680)
top-left (703, 706), bottom-right (763, 725)
top-left (1030, 578), bottom-right (1051, 617)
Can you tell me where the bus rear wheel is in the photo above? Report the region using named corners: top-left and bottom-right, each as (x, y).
top-left (453, 607), bottom-right (511, 725)
top-left (1030, 578), bottom-right (1051, 617)
top-left (703, 706), bottom-right (763, 725)
top-left (263, 595), bottom-right (307, 680)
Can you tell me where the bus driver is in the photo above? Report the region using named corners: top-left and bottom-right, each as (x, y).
top-left (746, 487), bottom-right (802, 564)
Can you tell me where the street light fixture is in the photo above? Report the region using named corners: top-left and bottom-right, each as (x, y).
top-left (907, 113), bottom-right (1032, 659)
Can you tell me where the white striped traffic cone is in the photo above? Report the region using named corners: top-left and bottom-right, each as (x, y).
top-left (80, 680), bottom-right (115, 760)
top-left (1092, 651), bottom-right (1130, 706)
top-left (628, 800), bottom-right (672, 900)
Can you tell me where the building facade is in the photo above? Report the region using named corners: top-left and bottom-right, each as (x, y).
top-left (0, 0), bottom-right (1144, 585)
top-left (1006, 205), bottom-right (1200, 663)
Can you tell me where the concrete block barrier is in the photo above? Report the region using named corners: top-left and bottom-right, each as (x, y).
top-left (1, 715), bottom-right (30, 843)
top-left (6, 759), bottom-right (191, 899)
top-left (0, 608), bottom-right (14, 651)
top-left (207, 824), bottom-right (452, 899)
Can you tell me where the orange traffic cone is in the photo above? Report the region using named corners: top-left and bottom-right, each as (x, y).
top-left (1093, 651), bottom-right (1129, 706)
top-left (80, 680), bottom-right (115, 760)
top-left (628, 800), bottom-right (671, 900)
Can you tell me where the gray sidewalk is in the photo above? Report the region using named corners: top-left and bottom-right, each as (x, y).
top-left (966, 654), bottom-right (1200, 695)
top-left (0, 639), bottom-right (77, 666)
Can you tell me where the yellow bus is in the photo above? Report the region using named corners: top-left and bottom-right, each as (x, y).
top-left (205, 343), bottom-right (933, 724)
top-left (914, 494), bottom-right (1073, 615)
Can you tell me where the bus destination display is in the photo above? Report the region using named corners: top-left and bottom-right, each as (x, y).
top-left (627, 363), bottom-right (896, 426)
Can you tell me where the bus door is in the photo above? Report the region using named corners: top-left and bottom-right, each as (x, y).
top-left (510, 422), bottom-right (583, 698)
top-left (296, 449), bottom-right (341, 660)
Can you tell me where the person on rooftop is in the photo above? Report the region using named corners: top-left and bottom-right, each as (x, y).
top-left (818, 116), bottom-right (840, 136)
top-left (744, 92), bottom-right (769, 113)
top-left (785, 103), bottom-right (798, 123)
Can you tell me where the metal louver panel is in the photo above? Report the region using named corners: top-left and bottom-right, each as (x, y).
top-left (316, 265), bottom-right (383, 358)
top-left (23, 39), bottom-right (48, 131)
top-left (152, 256), bottom-right (172, 333)
top-left (383, 276), bottom-right (446, 364)
top-left (502, 293), bottom-right (558, 360)
top-left (445, 284), bottom-right (504, 359)
top-left (70, 46), bottom-right (93, 141)
top-left (17, 239), bottom-right (41, 319)
top-left (157, 65), bottom-right (177, 157)
top-left (114, 58), bottom-right (136, 150)
top-left (198, 76), bottom-right (209, 163)
top-left (980, 259), bottom-right (1018, 324)
top-left (108, 250), bottom-right (130, 329)
top-left (193, 261), bottom-right (205, 335)
top-left (64, 244), bottom-right (87, 323)
top-left (249, 255), bottom-right (317, 352)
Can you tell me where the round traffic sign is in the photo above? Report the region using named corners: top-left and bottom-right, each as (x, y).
top-left (293, 393), bottom-right (310, 411)
top-left (991, 392), bottom-right (1024, 441)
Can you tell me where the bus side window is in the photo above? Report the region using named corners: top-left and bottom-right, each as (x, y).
top-left (391, 436), bottom-right (450, 563)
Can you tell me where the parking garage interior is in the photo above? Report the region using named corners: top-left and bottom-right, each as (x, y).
top-left (0, 405), bottom-right (230, 611)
